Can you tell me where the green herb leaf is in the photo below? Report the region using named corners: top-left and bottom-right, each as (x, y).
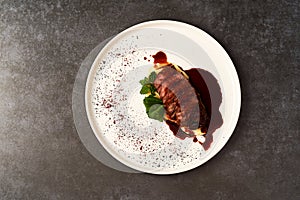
top-left (139, 71), bottom-right (164, 122)
top-left (140, 83), bottom-right (157, 95)
top-left (139, 77), bottom-right (149, 85)
top-left (148, 71), bottom-right (157, 83)
top-left (148, 104), bottom-right (165, 122)
top-left (143, 95), bottom-right (163, 112)
top-left (140, 84), bottom-right (151, 94)
top-left (139, 71), bottom-right (157, 86)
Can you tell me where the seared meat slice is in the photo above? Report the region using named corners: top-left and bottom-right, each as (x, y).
top-left (153, 65), bottom-right (209, 133)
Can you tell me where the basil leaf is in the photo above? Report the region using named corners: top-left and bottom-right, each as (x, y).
top-left (139, 71), bottom-right (164, 122)
top-left (143, 95), bottom-right (163, 113)
top-left (149, 84), bottom-right (157, 95)
top-left (148, 71), bottom-right (157, 83)
top-left (140, 84), bottom-right (151, 94)
top-left (139, 72), bottom-right (157, 86)
top-left (140, 84), bottom-right (158, 95)
top-left (148, 104), bottom-right (165, 122)
top-left (139, 77), bottom-right (149, 85)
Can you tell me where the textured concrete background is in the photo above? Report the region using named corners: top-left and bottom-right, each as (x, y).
top-left (0, 0), bottom-right (299, 199)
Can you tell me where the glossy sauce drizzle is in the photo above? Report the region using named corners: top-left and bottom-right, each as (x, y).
top-left (153, 51), bottom-right (168, 64)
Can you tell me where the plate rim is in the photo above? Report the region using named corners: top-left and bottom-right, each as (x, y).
top-left (85, 20), bottom-right (241, 174)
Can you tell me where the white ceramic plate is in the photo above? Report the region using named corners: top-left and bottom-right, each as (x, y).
top-left (85, 20), bottom-right (241, 174)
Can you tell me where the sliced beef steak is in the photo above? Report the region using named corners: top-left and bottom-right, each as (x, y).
top-left (153, 65), bottom-right (209, 133)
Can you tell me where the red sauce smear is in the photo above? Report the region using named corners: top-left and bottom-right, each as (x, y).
top-left (152, 51), bottom-right (168, 64)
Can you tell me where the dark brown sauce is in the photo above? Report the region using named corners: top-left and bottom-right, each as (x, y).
top-left (152, 51), bottom-right (168, 64)
top-left (154, 51), bottom-right (223, 150)
top-left (187, 68), bottom-right (223, 150)
top-left (165, 120), bottom-right (194, 140)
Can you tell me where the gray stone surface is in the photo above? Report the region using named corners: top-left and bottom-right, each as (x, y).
top-left (0, 0), bottom-right (299, 199)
